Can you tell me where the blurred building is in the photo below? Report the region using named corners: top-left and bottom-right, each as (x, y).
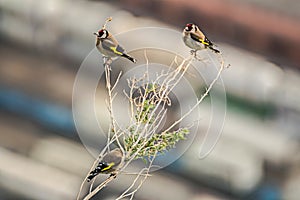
top-left (0, 0), bottom-right (300, 200)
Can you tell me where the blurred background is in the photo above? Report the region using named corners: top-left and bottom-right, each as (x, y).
top-left (1, 0), bottom-right (300, 199)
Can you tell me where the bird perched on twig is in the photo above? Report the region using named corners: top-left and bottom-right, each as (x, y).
top-left (87, 148), bottom-right (124, 182)
top-left (183, 23), bottom-right (220, 55)
top-left (94, 18), bottom-right (136, 63)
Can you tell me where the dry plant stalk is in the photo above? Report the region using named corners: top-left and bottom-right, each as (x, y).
top-left (77, 51), bottom-right (227, 200)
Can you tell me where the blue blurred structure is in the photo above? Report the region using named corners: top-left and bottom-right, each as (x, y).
top-left (0, 88), bottom-right (76, 135)
top-left (249, 184), bottom-right (282, 200)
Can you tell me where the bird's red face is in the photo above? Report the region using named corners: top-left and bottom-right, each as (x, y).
top-left (93, 29), bottom-right (108, 39)
top-left (185, 23), bottom-right (194, 31)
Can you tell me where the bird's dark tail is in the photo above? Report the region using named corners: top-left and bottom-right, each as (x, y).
top-left (122, 53), bottom-right (137, 63)
top-left (209, 46), bottom-right (220, 54)
top-left (87, 169), bottom-right (100, 182)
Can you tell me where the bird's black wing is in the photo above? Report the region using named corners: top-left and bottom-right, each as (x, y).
top-left (190, 32), bottom-right (202, 43)
top-left (204, 36), bottom-right (214, 46)
top-left (87, 162), bottom-right (110, 182)
top-left (190, 32), bottom-right (213, 47)
top-left (102, 39), bottom-right (125, 55)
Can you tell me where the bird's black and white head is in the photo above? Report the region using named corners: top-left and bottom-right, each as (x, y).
top-left (93, 29), bottom-right (109, 39)
top-left (184, 23), bottom-right (197, 32)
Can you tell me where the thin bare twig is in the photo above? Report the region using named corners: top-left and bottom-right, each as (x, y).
top-left (83, 174), bottom-right (118, 200)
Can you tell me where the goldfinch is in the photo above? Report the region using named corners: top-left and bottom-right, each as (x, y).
top-left (94, 29), bottom-right (136, 63)
top-left (87, 148), bottom-right (124, 182)
top-left (183, 23), bottom-right (220, 54)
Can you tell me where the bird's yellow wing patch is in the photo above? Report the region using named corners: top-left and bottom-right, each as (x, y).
top-left (110, 47), bottom-right (123, 55)
top-left (190, 33), bottom-right (210, 46)
top-left (199, 39), bottom-right (210, 46)
top-left (101, 162), bottom-right (115, 172)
